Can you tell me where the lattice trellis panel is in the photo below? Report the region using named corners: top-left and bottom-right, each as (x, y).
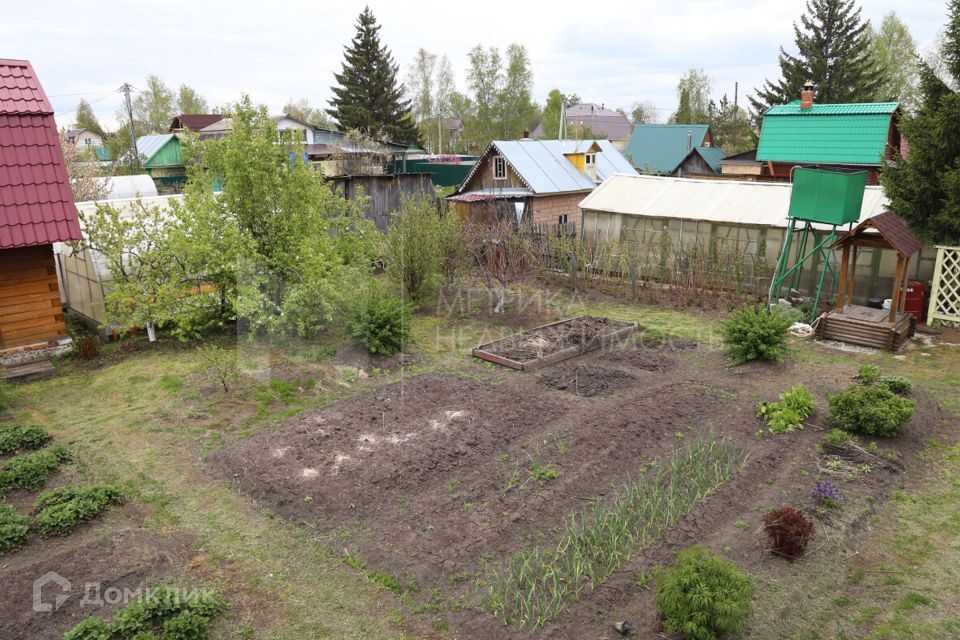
top-left (929, 245), bottom-right (960, 327)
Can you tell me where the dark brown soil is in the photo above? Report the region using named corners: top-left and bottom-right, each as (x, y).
top-left (538, 364), bottom-right (639, 396)
top-left (478, 316), bottom-right (630, 362)
top-left (208, 347), bottom-right (942, 640)
top-left (0, 529), bottom-right (184, 639)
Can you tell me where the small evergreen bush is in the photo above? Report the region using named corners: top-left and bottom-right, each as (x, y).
top-left (757, 385), bottom-right (816, 434)
top-left (0, 444), bottom-right (70, 494)
top-left (655, 545), bottom-right (753, 640)
top-left (0, 423), bottom-right (51, 455)
top-left (762, 506), bottom-right (815, 560)
top-left (65, 586), bottom-right (226, 640)
top-left (34, 485), bottom-right (124, 536)
top-left (0, 503), bottom-right (31, 553)
top-left (881, 375), bottom-right (913, 396)
top-left (348, 294), bottom-right (412, 355)
top-left (829, 385), bottom-right (914, 437)
top-left (856, 364), bottom-right (881, 385)
top-left (721, 305), bottom-right (793, 365)
top-left (824, 428), bottom-right (854, 447)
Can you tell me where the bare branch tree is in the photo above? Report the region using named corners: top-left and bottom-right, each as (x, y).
top-left (463, 213), bottom-right (534, 313)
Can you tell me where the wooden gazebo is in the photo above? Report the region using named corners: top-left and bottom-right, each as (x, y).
top-left (817, 211), bottom-right (922, 350)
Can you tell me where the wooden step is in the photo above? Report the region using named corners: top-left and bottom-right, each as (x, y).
top-left (2, 359), bottom-right (56, 382)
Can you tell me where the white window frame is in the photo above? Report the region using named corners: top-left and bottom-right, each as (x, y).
top-left (585, 153), bottom-right (596, 166)
top-left (493, 156), bottom-right (507, 180)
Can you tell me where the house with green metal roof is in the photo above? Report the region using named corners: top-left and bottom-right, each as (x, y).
top-left (756, 99), bottom-right (901, 185)
top-left (623, 124), bottom-right (725, 177)
top-left (133, 134), bottom-right (186, 192)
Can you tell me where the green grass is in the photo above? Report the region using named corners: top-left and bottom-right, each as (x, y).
top-left (485, 434), bottom-right (745, 629)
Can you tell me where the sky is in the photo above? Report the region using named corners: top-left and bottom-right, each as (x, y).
top-left (1, 0), bottom-right (949, 130)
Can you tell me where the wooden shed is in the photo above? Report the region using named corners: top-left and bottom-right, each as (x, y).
top-left (816, 211), bottom-right (922, 350)
top-left (0, 58), bottom-right (83, 367)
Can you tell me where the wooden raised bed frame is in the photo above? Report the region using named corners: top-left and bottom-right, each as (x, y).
top-left (472, 316), bottom-right (639, 371)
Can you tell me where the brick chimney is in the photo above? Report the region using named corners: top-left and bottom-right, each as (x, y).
top-left (800, 81), bottom-right (815, 109)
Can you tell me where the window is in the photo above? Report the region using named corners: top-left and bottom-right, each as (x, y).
top-left (84, 138), bottom-right (92, 145)
top-left (585, 153), bottom-right (595, 166)
top-left (558, 214), bottom-right (568, 225)
top-left (493, 156), bottom-right (507, 180)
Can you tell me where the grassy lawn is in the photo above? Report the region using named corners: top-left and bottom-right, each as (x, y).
top-left (4, 283), bottom-right (959, 638)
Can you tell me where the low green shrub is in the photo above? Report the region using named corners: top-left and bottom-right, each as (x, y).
top-left (0, 381), bottom-right (12, 412)
top-left (824, 428), bottom-right (855, 447)
top-left (856, 364), bottom-right (881, 385)
top-left (0, 444), bottom-right (70, 494)
top-left (34, 485), bottom-right (124, 536)
top-left (881, 375), bottom-right (913, 396)
top-left (721, 305), bottom-right (793, 365)
top-left (65, 586), bottom-right (226, 640)
top-left (757, 385), bottom-right (816, 434)
top-left (829, 385), bottom-right (914, 437)
top-left (0, 423), bottom-right (51, 455)
top-left (348, 294), bottom-right (413, 355)
top-left (0, 503), bottom-right (31, 553)
top-left (655, 545), bottom-right (754, 640)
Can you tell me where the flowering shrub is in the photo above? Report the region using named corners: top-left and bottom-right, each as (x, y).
top-left (761, 506), bottom-right (815, 560)
top-left (811, 481), bottom-right (844, 509)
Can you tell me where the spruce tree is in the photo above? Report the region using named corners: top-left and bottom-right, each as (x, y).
top-left (881, 0), bottom-right (960, 243)
top-left (751, 0), bottom-right (882, 116)
top-left (327, 7), bottom-right (420, 144)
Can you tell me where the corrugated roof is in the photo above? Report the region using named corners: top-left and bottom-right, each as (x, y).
top-left (0, 59), bottom-right (82, 249)
top-left (623, 124), bottom-right (712, 174)
top-left (756, 100), bottom-right (899, 165)
top-left (689, 146), bottom-right (726, 172)
top-left (459, 139), bottom-right (637, 195)
top-left (579, 174), bottom-right (888, 230)
top-left (135, 134), bottom-right (178, 165)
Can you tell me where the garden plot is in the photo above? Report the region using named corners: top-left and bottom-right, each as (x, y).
top-left (209, 349), bottom-right (943, 639)
top-left (472, 316), bottom-right (638, 370)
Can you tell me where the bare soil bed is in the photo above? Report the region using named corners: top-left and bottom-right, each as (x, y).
top-left (473, 316), bottom-right (637, 369)
top-left (209, 342), bottom-right (942, 639)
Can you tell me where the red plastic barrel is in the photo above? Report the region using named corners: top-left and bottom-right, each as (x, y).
top-left (904, 280), bottom-right (927, 322)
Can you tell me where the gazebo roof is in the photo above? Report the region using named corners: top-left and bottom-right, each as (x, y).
top-left (835, 210), bottom-right (922, 257)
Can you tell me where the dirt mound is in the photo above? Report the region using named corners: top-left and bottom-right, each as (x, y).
top-left (600, 347), bottom-right (672, 371)
top-left (538, 364), bottom-right (638, 396)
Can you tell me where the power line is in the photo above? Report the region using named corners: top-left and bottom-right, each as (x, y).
top-left (53, 91), bottom-right (115, 116)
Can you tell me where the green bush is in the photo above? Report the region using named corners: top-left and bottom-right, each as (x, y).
top-left (721, 306), bottom-right (793, 365)
top-left (0, 423), bottom-right (51, 455)
top-left (757, 384), bottom-right (816, 434)
top-left (348, 294), bottom-right (412, 355)
top-left (829, 385), bottom-right (915, 437)
top-left (824, 428), bottom-right (855, 447)
top-left (856, 364), bottom-right (881, 385)
top-left (655, 545), bottom-right (754, 640)
top-left (0, 444), bottom-right (70, 494)
top-left (34, 485), bottom-right (124, 536)
top-left (0, 503), bottom-right (31, 553)
top-left (881, 375), bottom-right (913, 396)
top-left (65, 586), bottom-right (226, 640)
top-left (0, 381), bottom-right (12, 412)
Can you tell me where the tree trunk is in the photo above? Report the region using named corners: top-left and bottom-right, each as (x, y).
top-left (494, 285), bottom-right (508, 313)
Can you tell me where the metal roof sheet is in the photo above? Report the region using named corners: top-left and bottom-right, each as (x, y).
top-left (0, 59), bottom-right (82, 249)
top-left (579, 174), bottom-right (889, 230)
top-left (464, 139), bottom-right (637, 195)
top-left (690, 146), bottom-right (726, 172)
top-left (623, 124), bottom-right (712, 174)
top-left (757, 101), bottom-right (898, 165)
top-left (135, 134), bottom-right (176, 161)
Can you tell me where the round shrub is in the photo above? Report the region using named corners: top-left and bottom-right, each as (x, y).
top-left (347, 294), bottom-right (413, 356)
top-left (655, 545), bottom-right (753, 640)
top-left (721, 305), bottom-right (793, 366)
top-left (829, 385), bottom-right (914, 437)
top-left (881, 375), bottom-right (913, 396)
top-left (762, 506), bottom-right (815, 560)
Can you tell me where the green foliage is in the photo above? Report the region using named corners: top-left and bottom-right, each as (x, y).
top-left (655, 545), bottom-right (753, 640)
top-left (829, 384), bottom-right (915, 437)
top-left (0, 423), bottom-right (51, 455)
top-left (751, 0), bottom-right (881, 119)
top-left (65, 587), bottom-right (226, 640)
top-left (857, 364), bottom-right (881, 384)
top-left (0, 381), bottom-right (12, 412)
top-left (487, 436), bottom-right (743, 628)
top-left (327, 7), bottom-right (420, 144)
top-left (461, 43), bottom-right (540, 150)
top-left (385, 196), bottom-right (463, 300)
top-left (528, 457), bottom-right (560, 484)
top-left (757, 384), bottom-right (816, 433)
top-left (882, 375), bottom-right (913, 396)
top-left (670, 69), bottom-right (712, 124)
top-left (34, 485), bottom-right (124, 536)
top-left (825, 428), bottom-right (854, 447)
top-left (867, 11), bottom-right (920, 108)
top-left (0, 503), bottom-right (31, 553)
top-left (348, 294), bottom-right (412, 355)
top-left (721, 305), bottom-right (793, 365)
top-left (0, 445), bottom-right (70, 494)
top-left (882, 4), bottom-right (960, 243)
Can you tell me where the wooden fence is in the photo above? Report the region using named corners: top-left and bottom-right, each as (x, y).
top-left (928, 245), bottom-right (960, 327)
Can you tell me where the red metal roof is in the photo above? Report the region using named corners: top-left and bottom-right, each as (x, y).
top-left (0, 58), bottom-right (82, 250)
top-left (170, 113), bottom-right (224, 132)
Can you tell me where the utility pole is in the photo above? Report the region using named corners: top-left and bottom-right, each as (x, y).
top-left (120, 83), bottom-right (140, 171)
top-left (734, 81), bottom-right (739, 112)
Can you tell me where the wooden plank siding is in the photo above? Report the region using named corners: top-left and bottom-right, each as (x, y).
top-left (0, 244), bottom-right (67, 349)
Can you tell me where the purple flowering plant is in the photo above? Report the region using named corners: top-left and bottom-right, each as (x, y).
top-left (812, 481), bottom-right (845, 509)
